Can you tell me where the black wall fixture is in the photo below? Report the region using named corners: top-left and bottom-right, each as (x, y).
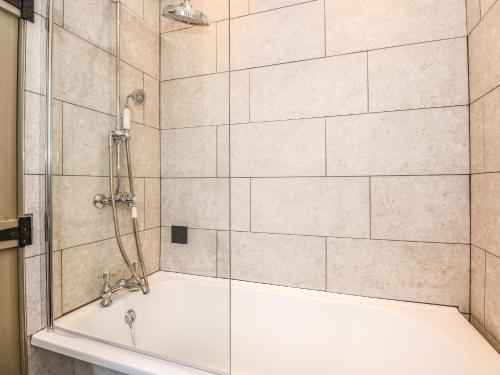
top-left (5, 0), bottom-right (34, 22)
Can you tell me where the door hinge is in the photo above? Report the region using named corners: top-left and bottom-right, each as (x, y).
top-left (0, 215), bottom-right (32, 247)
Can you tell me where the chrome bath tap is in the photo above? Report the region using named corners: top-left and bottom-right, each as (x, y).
top-left (100, 264), bottom-right (142, 308)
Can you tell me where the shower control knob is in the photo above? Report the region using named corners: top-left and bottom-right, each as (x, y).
top-left (93, 194), bottom-right (110, 208)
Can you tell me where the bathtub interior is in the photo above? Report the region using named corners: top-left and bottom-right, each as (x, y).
top-left (53, 272), bottom-right (500, 375)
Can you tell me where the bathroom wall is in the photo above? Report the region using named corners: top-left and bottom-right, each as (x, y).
top-left (160, 0), bottom-right (471, 312)
top-left (467, 0), bottom-right (500, 352)
top-left (23, 0), bottom-right (161, 372)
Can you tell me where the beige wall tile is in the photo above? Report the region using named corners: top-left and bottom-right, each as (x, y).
top-left (469, 2), bottom-right (500, 101)
top-left (217, 20), bottom-right (229, 72)
top-left (144, 75), bottom-right (160, 128)
top-left (472, 173), bottom-right (500, 256)
top-left (471, 316), bottom-right (500, 353)
top-left (124, 228), bottom-right (161, 274)
top-left (161, 127), bottom-right (217, 177)
top-left (122, 0), bottom-right (144, 17)
top-left (230, 70), bottom-right (249, 124)
top-left (161, 178), bottom-right (229, 230)
top-left (161, 73), bottom-right (229, 128)
top-left (120, 62), bottom-right (144, 124)
top-left (326, 0), bottom-right (466, 56)
top-left (230, 0), bottom-right (248, 17)
top-left (217, 125), bottom-right (230, 177)
top-left (145, 178), bottom-right (161, 229)
top-left (62, 103), bottom-right (115, 176)
top-left (24, 92), bottom-right (44, 175)
top-left (231, 179), bottom-right (250, 231)
top-left (481, 0), bottom-right (497, 16)
top-left (53, 26), bottom-right (115, 115)
top-left (467, 0), bottom-right (481, 33)
top-left (470, 98), bottom-right (485, 173)
top-left (161, 227), bottom-right (217, 276)
top-left (64, 0), bottom-right (115, 53)
top-left (327, 238), bottom-right (470, 312)
top-left (250, 53), bottom-right (367, 122)
top-left (216, 231), bottom-right (230, 278)
top-left (484, 86), bottom-right (500, 172)
top-left (372, 176), bottom-right (470, 243)
top-left (230, 1), bottom-right (324, 70)
top-left (144, 0), bottom-right (160, 31)
top-left (252, 177), bottom-right (370, 238)
top-left (161, 24), bottom-right (217, 80)
top-left (161, 0), bottom-right (229, 32)
top-left (121, 7), bottom-right (160, 79)
top-left (130, 123), bottom-right (161, 177)
top-left (249, 0), bottom-right (310, 13)
top-left (472, 246), bottom-right (486, 325)
top-left (53, 251), bottom-right (63, 318)
top-left (231, 119), bottom-right (326, 177)
top-left (485, 253), bottom-right (500, 340)
top-left (26, 14), bottom-right (46, 95)
top-left (326, 107), bottom-right (469, 176)
top-left (369, 38), bottom-right (469, 112)
top-left (25, 256), bottom-right (42, 335)
top-left (62, 237), bottom-right (129, 312)
top-left (231, 231), bottom-right (326, 290)
top-left (53, 0), bottom-right (63, 26)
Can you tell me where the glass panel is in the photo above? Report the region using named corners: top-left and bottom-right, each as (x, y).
top-left (51, 1), bottom-right (230, 373)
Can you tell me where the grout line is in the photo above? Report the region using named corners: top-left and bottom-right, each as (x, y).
top-left (159, 173), bottom-right (471, 179)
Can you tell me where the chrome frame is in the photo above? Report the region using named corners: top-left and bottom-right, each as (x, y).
top-left (45, 0), bottom-right (54, 332)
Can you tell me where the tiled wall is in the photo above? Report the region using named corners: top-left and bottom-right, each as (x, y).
top-left (23, 0), bottom-right (161, 373)
top-left (160, 0), bottom-right (471, 313)
top-left (467, 0), bottom-right (500, 352)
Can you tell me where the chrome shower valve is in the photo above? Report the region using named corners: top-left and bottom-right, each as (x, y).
top-left (93, 192), bottom-right (138, 208)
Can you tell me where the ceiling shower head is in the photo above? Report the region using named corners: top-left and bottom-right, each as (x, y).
top-left (162, 0), bottom-right (209, 26)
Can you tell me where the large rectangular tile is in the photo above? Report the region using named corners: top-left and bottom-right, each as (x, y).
top-left (144, 0), bottom-right (160, 30)
top-left (327, 238), bottom-right (470, 312)
top-left (231, 231), bottom-right (326, 290)
top-left (484, 86), bottom-right (500, 172)
top-left (326, 0), bottom-right (466, 56)
top-left (63, 0), bottom-right (115, 53)
top-left (25, 14), bottom-right (46, 95)
top-left (161, 178), bottom-right (229, 230)
top-left (231, 179), bottom-right (251, 231)
top-left (25, 255), bottom-right (42, 335)
top-left (145, 178), bottom-right (161, 229)
top-left (161, 73), bottom-right (229, 128)
top-left (472, 173), bottom-right (500, 256)
top-left (144, 75), bottom-right (160, 128)
top-left (121, 7), bottom-right (160, 79)
top-left (230, 70), bottom-right (250, 124)
top-left (467, 0), bottom-right (481, 33)
top-left (230, 1), bottom-right (324, 70)
top-left (124, 228), bottom-right (161, 275)
top-left (472, 246), bottom-right (486, 325)
top-left (372, 176), bottom-right (470, 243)
top-left (369, 38), bottom-right (468, 112)
top-left (469, 0), bottom-right (500, 101)
top-left (62, 103), bottom-right (115, 176)
top-left (62, 238), bottom-right (129, 312)
top-left (250, 53), bottom-right (367, 122)
top-left (129, 124), bottom-right (161, 178)
top-left (231, 119), bottom-right (326, 177)
top-left (161, 227), bottom-right (216, 276)
top-left (53, 26), bottom-right (115, 115)
top-left (326, 107), bottom-right (469, 176)
top-left (23, 175), bottom-right (45, 258)
top-left (485, 253), bottom-right (500, 340)
top-left (161, 24), bottom-right (217, 80)
top-left (470, 98), bottom-right (485, 173)
top-left (161, 127), bottom-right (217, 177)
top-left (252, 177), bottom-right (370, 238)
top-left (53, 176), bottom-right (144, 250)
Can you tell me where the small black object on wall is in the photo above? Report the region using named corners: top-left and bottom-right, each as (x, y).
top-left (171, 226), bottom-right (188, 244)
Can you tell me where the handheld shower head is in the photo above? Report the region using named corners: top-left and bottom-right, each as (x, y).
top-left (162, 0), bottom-right (209, 26)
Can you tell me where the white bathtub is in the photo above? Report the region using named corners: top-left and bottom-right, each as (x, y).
top-left (32, 272), bottom-right (500, 375)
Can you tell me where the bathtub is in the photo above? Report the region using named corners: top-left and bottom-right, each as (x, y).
top-left (32, 272), bottom-right (500, 375)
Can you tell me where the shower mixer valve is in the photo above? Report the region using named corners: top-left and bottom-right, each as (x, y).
top-left (93, 192), bottom-right (138, 208)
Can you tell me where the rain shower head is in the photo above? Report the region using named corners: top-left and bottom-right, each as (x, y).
top-left (162, 0), bottom-right (209, 26)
